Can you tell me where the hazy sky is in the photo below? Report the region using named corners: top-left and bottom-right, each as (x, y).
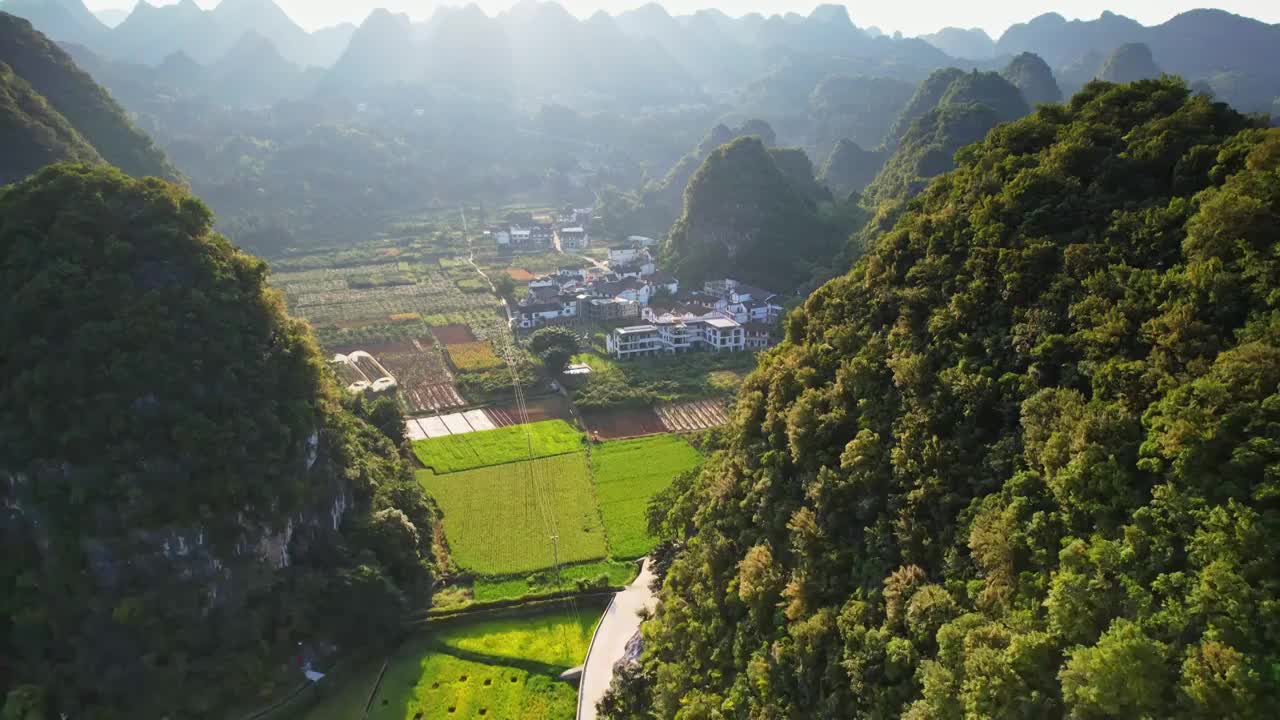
top-left (82, 1), bottom-right (1280, 36)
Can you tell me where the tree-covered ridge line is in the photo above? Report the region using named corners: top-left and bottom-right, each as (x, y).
top-left (0, 58), bottom-right (102, 183)
top-left (0, 11), bottom-right (175, 181)
top-left (1, 164), bottom-right (436, 718)
top-left (603, 78), bottom-right (1280, 717)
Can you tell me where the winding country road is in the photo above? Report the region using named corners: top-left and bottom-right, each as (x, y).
top-left (577, 559), bottom-right (657, 720)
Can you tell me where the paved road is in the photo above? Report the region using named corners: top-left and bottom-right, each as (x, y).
top-left (577, 559), bottom-right (657, 720)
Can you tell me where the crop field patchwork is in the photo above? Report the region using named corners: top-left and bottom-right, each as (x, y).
top-left (331, 339), bottom-right (465, 414)
top-left (446, 341), bottom-right (505, 372)
top-left (302, 609), bottom-right (594, 720)
top-left (431, 323), bottom-right (478, 345)
top-left (418, 454), bottom-right (607, 575)
top-left (412, 420), bottom-right (584, 474)
top-left (273, 257), bottom-right (522, 406)
top-left (591, 435), bottom-right (703, 559)
top-left (273, 265), bottom-right (506, 347)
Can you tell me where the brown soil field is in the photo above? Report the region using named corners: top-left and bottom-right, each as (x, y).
top-left (581, 407), bottom-right (667, 440)
top-left (484, 395), bottom-right (574, 427)
top-left (430, 323), bottom-right (478, 345)
top-left (505, 268), bottom-right (536, 281)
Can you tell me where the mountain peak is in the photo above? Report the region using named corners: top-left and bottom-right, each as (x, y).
top-left (809, 4), bottom-right (852, 26)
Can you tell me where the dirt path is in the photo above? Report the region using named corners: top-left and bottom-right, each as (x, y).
top-left (460, 207), bottom-right (515, 327)
top-left (576, 559), bottom-right (657, 720)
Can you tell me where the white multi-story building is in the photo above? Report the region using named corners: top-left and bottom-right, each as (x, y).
top-left (516, 296), bottom-right (579, 329)
top-left (556, 226), bottom-right (589, 251)
top-left (606, 316), bottom-right (746, 358)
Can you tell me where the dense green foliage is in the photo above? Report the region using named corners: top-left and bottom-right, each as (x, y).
top-left (0, 59), bottom-right (101, 183)
top-left (768, 147), bottom-right (832, 204)
top-left (591, 435), bottom-right (703, 560)
top-left (819, 139), bottom-right (886, 197)
top-left (0, 165), bottom-right (435, 718)
top-left (866, 102), bottom-right (1004, 204)
top-left (885, 68), bottom-right (968, 147)
top-left (418, 453), bottom-right (607, 576)
top-left (937, 70), bottom-right (1031, 121)
top-left (604, 79), bottom-right (1280, 718)
top-left (808, 74), bottom-right (916, 154)
top-left (0, 12), bottom-right (174, 179)
top-left (412, 420), bottom-right (585, 474)
top-left (597, 119), bottom-right (779, 244)
top-left (529, 326), bottom-right (581, 375)
top-left (570, 351), bottom-right (755, 410)
top-left (662, 136), bottom-right (850, 291)
top-left (1003, 52), bottom-right (1063, 106)
top-left (867, 68), bottom-right (1032, 204)
top-left (303, 609), bottom-right (593, 720)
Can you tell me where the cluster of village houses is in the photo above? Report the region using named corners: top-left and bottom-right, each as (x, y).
top-left (488, 208), bottom-right (593, 252)
top-left (498, 235), bottom-right (784, 358)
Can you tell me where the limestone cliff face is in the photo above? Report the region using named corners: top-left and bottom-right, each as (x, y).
top-left (4, 424), bottom-right (352, 613)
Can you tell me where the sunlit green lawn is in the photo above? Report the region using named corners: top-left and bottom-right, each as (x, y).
top-left (301, 608), bottom-right (596, 720)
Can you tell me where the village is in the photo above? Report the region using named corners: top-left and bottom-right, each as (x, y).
top-left (486, 213), bottom-right (785, 359)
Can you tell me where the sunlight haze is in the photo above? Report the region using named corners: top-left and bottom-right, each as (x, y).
top-left (81, 1), bottom-right (1280, 35)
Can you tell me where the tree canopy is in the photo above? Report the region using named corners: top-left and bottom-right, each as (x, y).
top-left (661, 136), bottom-right (844, 291)
top-left (605, 78), bottom-right (1280, 719)
top-left (529, 326), bottom-right (580, 374)
top-left (819, 138), bottom-right (886, 197)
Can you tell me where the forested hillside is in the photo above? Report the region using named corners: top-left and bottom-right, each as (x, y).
top-left (606, 79), bottom-right (1280, 718)
top-left (1002, 52), bottom-right (1062, 106)
top-left (819, 139), bottom-right (885, 197)
top-left (0, 59), bottom-right (101, 182)
top-left (0, 12), bottom-right (174, 179)
top-left (661, 136), bottom-right (854, 292)
top-left (867, 69), bottom-right (1030, 203)
top-left (0, 165), bottom-right (435, 718)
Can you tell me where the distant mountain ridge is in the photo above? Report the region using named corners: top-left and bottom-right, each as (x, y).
top-left (2, 0), bottom-right (353, 67)
top-left (4, 2), bottom-right (1276, 115)
top-left (920, 27), bottom-right (996, 59)
top-left (996, 8), bottom-right (1280, 111)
